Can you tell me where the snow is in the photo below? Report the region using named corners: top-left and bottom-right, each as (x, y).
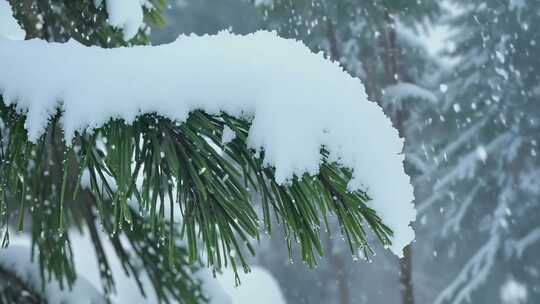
top-left (7, 233), bottom-right (163, 304)
top-left (71, 234), bottom-right (238, 304)
top-left (383, 82), bottom-right (437, 106)
top-left (434, 133), bottom-right (511, 191)
top-left (439, 84), bottom-right (448, 93)
top-left (510, 227), bottom-right (540, 258)
top-left (476, 146), bottom-right (488, 162)
top-left (216, 267), bottom-right (286, 304)
top-left (2, 233), bottom-right (287, 304)
top-left (434, 199), bottom-right (510, 304)
top-left (94, 0), bottom-right (144, 40)
top-left (0, 30), bottom-right (414, 257)
top-left (509, 0), bottom-right (526, 11)
top-left (500, 279), bottom-right (527, 304)
top-left (395, 18), bottom-right (457, 67)
top-left (197, 270), bottom-right (233, 304)
top-left (0, 241), bottom-right (106, 304)
top-left (441, 185), bottom-right (479, 236)
top-left (253, 0), bottom-right (273, 6)
top-left (222, 125), bottom-right (236, 144)
top-left (0, 0), bottom-right (25, 40)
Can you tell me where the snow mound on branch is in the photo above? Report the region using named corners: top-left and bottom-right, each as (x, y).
top-left (5, 232), bottom-right (234, 304)
top-left (0, 0), bottom-right (25, 40)
top-left (94, 0), bottom-right (144, 40)
top-left (0, 31), bottom-right (415, 256)
top-left (0, 244), bottom-right (106, 304)
top-left (217, 267), bottom-right (286, 304)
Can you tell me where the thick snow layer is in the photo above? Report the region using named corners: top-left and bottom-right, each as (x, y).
top-left (4, 233), bottom-right (287, 304)
top-left (0, 241), bottom-right (106, 304)
top-left (197, 270), bottom-right (233, 304)
top-left (0, 0), bottom-right (25, 40)
top-left (94, 0), bottom-right (144, 40)
top-left (217, 267), bottom-right (286, 304)
top-left (0, 31), bottom-right (415, 256)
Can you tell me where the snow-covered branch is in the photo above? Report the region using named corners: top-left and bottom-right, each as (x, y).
top-left (0, 1), bottom-right (25, 40)
top-left (441, 185), bottom-right (480, 236)
top-left (383, 82), bottom-right (437, 106)
top-left (434, 234), bottom-right (500, 304)
top-left (417, 132), bottom-right (510, 215)
top-left (434, 201), bottom-right (508, 304)
top-left (0, 30), bottom-right (414, 255)
top-left (508, 227), bottom-right (540, 258)
top-left (434, 132), bottom-right (511, 191)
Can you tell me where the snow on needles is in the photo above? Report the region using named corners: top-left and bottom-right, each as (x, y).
top-left (0, 0), bottom-right (25, 40)
top-left (0, 31), bottom-right (415, 256)
top-left (94, 0), bottom-right (144, 40)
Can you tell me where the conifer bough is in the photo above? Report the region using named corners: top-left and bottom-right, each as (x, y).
top-left (0, 1), bottom-right (415, 301)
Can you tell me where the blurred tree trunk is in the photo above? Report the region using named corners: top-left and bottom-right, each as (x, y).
top-left (399, 246), bottom-right (415, 304)
top-left (333, 254), bottom-right (350, 304)
top-left (325, 10), bottom-right (415, 304)
top-left (326, 19), bottom-right (340, 62)
top-left (382, 10), bottom-right (415, 304)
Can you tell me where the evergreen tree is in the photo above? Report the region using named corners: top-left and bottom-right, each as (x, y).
top-left (415, 1), bottom-right (540, 303)
top-left (0, 0), bottom-right (407, 302)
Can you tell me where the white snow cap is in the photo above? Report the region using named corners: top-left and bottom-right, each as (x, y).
top-left (0, 0), bottom-right (26, 40)
top-left (94, 0), bottom-right (144, 40)
top-left (5, 232), bottom-right (234, 304)
top-left (217, 267), bottom-right (287, 304)
top-left (0, 31), bottom-right (415, 256)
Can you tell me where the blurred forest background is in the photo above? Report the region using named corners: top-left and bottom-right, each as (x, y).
top-left (151, 1), bottom-right (540, 303)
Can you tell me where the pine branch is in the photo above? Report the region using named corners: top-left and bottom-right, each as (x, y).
top-left (1, 2), bottom-right (402, 302)
top-left (0, 266), bottom-right (44, 304)
top-left (0, 102), bottom-right (393, 292)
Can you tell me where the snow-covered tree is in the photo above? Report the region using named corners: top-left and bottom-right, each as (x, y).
top-left (415, 1), bottom-right (540, 303)
top-left (0, 0), bottom-right (416, 302)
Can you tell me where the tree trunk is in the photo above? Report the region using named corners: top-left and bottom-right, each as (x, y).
top-left (326, 19), bottom-right (340, 61)
top-left (383, 13), bottom-right (399, 84)
top-left (326, 10), bottom-right (414, 304)
top-left (399, 245), bottom-right (415, 304)
top-left (384, 12), bottom-right (415, 304)
top-left (382, 9), bottom-right (415, 304)
top-left (334, 255), bottom-right (350, 304)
